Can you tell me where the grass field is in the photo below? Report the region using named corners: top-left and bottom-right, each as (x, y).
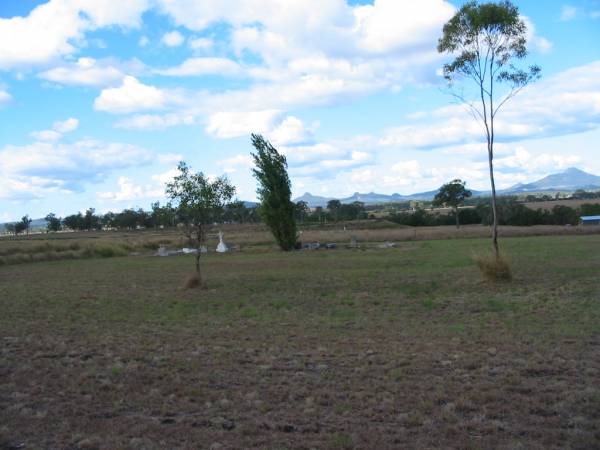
top-left (1, 233), bottom-right (600, 449)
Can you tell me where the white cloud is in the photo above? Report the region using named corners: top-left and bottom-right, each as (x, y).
top-left (522, 16), bottom-right (553, 54)
top-left (155, 57), bottom-right (240, 76)
top-left (53, 117), bottom-right (79, 133)
top-left (38, 57), bottom-right (125, 87)
top-left (94, 76), bottom-right (171, 114)
top-left (560, 5), bottom-right (577, 21)
top-left (30, 130), bottom-right (62, 142)
top-left (189, 37), bottom-right (213, 50)
top-left (161, 30), bottom-right (185, 47)
top-left (157, 153), bottom-right (184, 164)
top-left (206, 110), bottom-right (282, 139)
top-left (0, 89), bottom-right (12, 106)
top-left (97, 176), bottom-right (163, 202)
top-left (0, 0), bottom-right (148, 69)
top-left (269, 116), bottom-right (315, 146)
top-left (0, 139), bottom-right (154, 200)
top-left (489, 147), bottom-right (582, 173)
top-left (139, 35), bottom-right (150, 47)
top-left (30, 117), bottom-right (79, 142)
top-left (381, 60), bottom-right (600, 149)
top-left (353, 0), bottom-right (455, 54)
top-left (217, 154), bottom-right (254, 173)
top-left (115, 113), bottom-right (195, 130)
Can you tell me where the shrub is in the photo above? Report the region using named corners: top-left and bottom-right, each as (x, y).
top-left (184, 273), bottom-right (201, 289)
top-left (95, 244), bottom-right (128, 258)
top-left (473, 252), bottom-right (512, 282)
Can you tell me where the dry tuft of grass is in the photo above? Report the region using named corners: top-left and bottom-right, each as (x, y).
top-left (184, 273), bottom-right (201, 289)
top-left (473, 251), bottom-right (512, 282)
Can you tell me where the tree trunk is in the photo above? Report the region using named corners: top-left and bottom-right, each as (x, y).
top-left (195, 251), bottom-right (203, 285)
top-left (455, 207), bottom-right (460, 229)
top-left (488, 148), bottom-right (500, 258)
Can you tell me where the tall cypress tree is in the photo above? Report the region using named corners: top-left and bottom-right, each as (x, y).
top-left (251, 134), bottom-right (298, 251)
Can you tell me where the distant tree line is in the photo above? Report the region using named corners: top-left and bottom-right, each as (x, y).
top-left (2, 201), bottom-right (261, 235)
top-left (294, 200), bottom-right (368, 224)
top-left (390, 197), bottom-right (598, 227)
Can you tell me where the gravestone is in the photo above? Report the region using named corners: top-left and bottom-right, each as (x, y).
top-left (216, 230), bottom-right (229, 253)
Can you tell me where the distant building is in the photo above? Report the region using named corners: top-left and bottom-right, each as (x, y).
top-left (581, 215), bottom-right (600, 225)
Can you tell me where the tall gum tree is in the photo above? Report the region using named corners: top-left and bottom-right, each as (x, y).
top-left (437, 0), bottom-right (540, 256)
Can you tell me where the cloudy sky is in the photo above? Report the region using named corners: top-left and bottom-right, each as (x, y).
top-left (1, 0), bottom-right (599, 221)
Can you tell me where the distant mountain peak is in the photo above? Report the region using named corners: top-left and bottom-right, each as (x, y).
top-left (291, 167), bottom-right (600, 208)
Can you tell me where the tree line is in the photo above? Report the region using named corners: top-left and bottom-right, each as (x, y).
top-left (390, 197), bottom-right (599, 228)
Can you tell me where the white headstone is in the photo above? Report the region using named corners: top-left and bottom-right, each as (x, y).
top-left (216, 230), bottom-right (228, 253)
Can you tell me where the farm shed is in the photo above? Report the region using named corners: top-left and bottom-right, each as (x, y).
top-left (581, 215), bottom-right (600, 225)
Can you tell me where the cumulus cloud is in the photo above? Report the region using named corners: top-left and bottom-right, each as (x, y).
top-left (353, 0), bottom-right (455, 54)
top-left (0, 139), bottom-right (154, 200)
top-left (381, 60), bottom-right (600, 149)
top-left (269, 116), bottom-right (315, 146)
top-left (206, 110), bottom-right (282, 139)
top-left (115, 113), bottom-right (195, 130)
top-left (97, 176), bottom-right (163, 202)
top-left (30, 117), bottom-right (79, 142)
top-left (522, 16), bottom-right (553, 54)
top-left (94, 76), bottom-right (172, 114)
top-left (38, 57), bottom-right (126, 87)
top-left (161, 30), bottom-right (185, 47)
top-left (155, 57), bottom-right (240, 77)
top-left (0, 0), bottom-right (148, 69)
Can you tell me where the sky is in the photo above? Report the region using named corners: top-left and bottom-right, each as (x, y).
top-left (0, 0), bottom-right (599, 221)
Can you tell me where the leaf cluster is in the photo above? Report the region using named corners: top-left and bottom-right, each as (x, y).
top-left (433, 179), bottom-right (472, 209)
top-left (438, 0), bottom-right (540, 91)
top-left (165, 161), bottom-right (236, 229)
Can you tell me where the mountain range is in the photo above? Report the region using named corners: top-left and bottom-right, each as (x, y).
top-left (294, 167), bottom-right (600, 207)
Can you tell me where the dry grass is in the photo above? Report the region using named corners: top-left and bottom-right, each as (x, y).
top-left (183, 273), bottom-right (201, 289)
top-left (1, 235), bottom-right (599, 448)
top-left (524, 198), bottom-right (600, 211)
top-left (1, 222), bottom-right (599, 267)
top-left (473, 251), bottom-right (513, 282)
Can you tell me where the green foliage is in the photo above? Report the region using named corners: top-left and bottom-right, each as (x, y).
top-left (580, 203), bottom-right (600, 216)
top-left (166, 161), bottom-right (236, 268)
top-left (433, 179), bottom-right (472, 227)
top-left (166, 161), bottom-right (236, 228)
top-left (251, 134), bottom-right (298, 251)
top-left (20, 215), bottom-right (32, 235)
top-left (438, 1), bottom-right (540, 89)
top-left (45, 213), bottom-right (62, 232)
top-left (295, 200), bottom-right (310, 223)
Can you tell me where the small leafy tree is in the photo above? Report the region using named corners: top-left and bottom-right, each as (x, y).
top-left (327, 199), bottom-right (341, 222)
top-left (295, 201), bottom-right (309, 223)
top-left (166, 161), bottom-right (235, 284)
top-left (21, 215), bottom-right (32, 235)
top-left (45, 213), bottom-right (62, 232)
top-left (64, 212), bottom-right (84, 230)
top-left (438, 0), bottom-right (540, 256)
top-left (5, 223), bottom-right (16, 235)
top-left (433, 179), bottom-right (472, 228)
top-left (14, 222), bottom-right (27, 235)
top-left (251, 134), bottom-right (298, 251)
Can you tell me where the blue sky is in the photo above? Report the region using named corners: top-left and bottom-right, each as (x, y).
top-left (1, 0), bottom-right (599, 221)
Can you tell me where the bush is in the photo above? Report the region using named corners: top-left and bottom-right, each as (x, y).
top-left (184, 273), bottom-right (201, 289)
top-left (473, 252), bottom-right (512, 282)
